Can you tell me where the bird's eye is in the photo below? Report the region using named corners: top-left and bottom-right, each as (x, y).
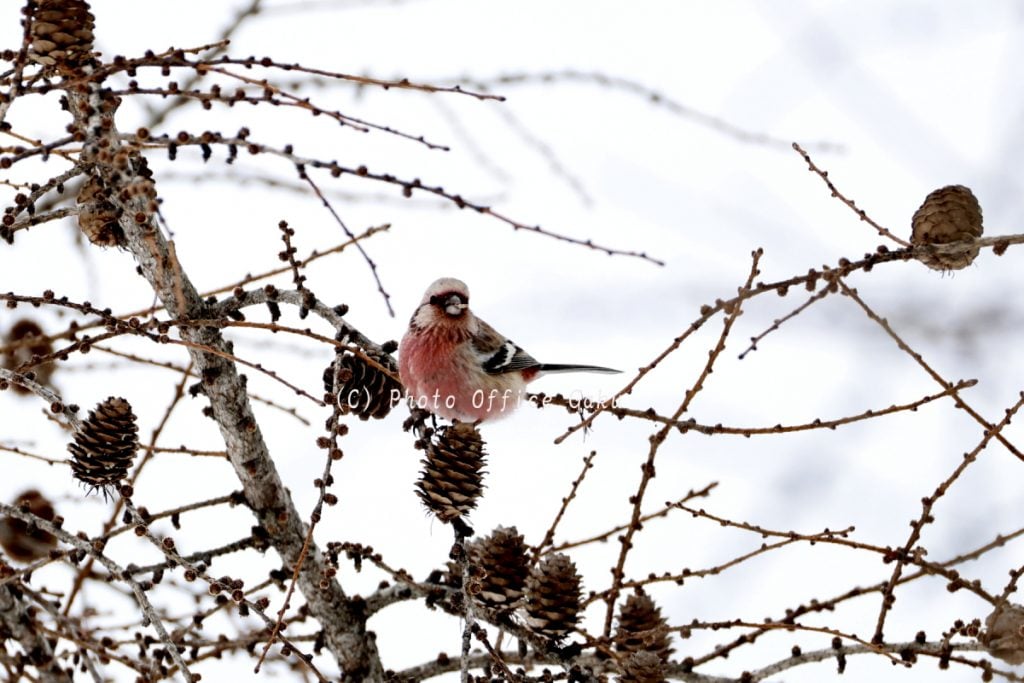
top-left (429, 292), bottom-right (468, 308)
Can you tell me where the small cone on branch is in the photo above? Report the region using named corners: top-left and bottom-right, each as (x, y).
top-left (423, 563), bottom-right (467, 616)
top-left (415, 422), bottom-right (486, 523)
top-left (910, 184), bottom-right (983, 271)
top-left (329, 347), bottom-right (402, 420)
top-left (524, 552), bottom-right (582, 641)
top-left (0, 490), bottom-right (57, 563)
top-left (467, 526), bottom-right (530, 613)
top-left (68, 397), bottom-right (139, 494)
top-left (614, 591), bottom-right (674, 662)
top-left (620, 650), bottom-right (667, 683)
top-left (26, 0), bottom-right (96, 71)
top-left (76, 175), bottom-right (124, 247)
top-left (982, 603), bottom-right (1024, 665)
top-left (2, 319), bottom-right (55, 395)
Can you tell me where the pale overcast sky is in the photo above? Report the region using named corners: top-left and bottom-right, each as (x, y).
top-left (2, 2), bottom-right (1023, 681)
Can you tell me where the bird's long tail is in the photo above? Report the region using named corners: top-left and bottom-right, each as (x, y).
top-left (536, 364), bottom-right (620, 374)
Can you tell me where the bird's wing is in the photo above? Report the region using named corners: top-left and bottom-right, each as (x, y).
top-left (473, 319), bottom-right (541, 375)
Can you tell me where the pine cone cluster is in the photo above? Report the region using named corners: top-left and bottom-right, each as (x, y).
top-left (2, 319), bottom-right (54, 394)
top-left (982, 603), bottom-right (1024, 665)
top-left (68, 396), bottom-right (139, 494)
top-left (77, 175), bottom-right (124, 247)
top-left (329, 347), bottom-right (401, 420)
top-left (615, 591), bottom-right (674, 661)
top-left (415, 422), bottom-right (486, 523)
top-left (910, 184), bottom-right (983, 271)
top-left (524, 552), bottom-right (582, 641)
top-left (467, 526), bottom-right (530, 613)
top-left (27, 0), bottom-right (96, 71)
top-left (0, 490), bottom-right (57, 563)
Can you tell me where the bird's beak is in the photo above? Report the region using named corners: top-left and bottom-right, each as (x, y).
top-left (444, 295), bottom-right (467, 317)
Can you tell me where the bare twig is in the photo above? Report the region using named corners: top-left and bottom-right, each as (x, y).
top-left (531, 451), bottom-right (597, 563)
top-left (603, 250), bottom-right (763, 636)
top-left (792, 142), bottom-right (911, 247)
top-left (841, 282), bottom-right (1024, 462)
top-left (299, 171), bottom-right (394, 316)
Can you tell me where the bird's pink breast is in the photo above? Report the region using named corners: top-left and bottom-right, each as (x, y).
top-left (399, 326), bottom-right (526, 421)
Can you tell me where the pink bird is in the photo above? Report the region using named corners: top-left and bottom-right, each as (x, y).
top-left (399, 277), bottom-right (619, 422)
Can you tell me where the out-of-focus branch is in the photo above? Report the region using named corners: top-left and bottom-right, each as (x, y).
top-left (465, 70), bottom-right (843, 151)
top-left (0, 585), bottom-right (72, 683)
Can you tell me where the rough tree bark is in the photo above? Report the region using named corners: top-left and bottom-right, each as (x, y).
top-left (63, 61), bottom-right (385, 683)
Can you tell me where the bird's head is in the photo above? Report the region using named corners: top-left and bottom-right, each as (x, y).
top-left (414, 277), bottom-right (470, 327)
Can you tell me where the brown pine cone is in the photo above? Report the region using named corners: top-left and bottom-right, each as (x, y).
top-left (467, 526), bottom-right (530, 612)
top-left (910, 185), bottom-right (983, 271)
top-left (76, 175), bottom-right (124, 247)
top-left (27, 0), bottom-right (96, 71)
top-left (982, 603), bottom-right (1024, 665)
top-left (614, 591), bottom-right (674, 662)
top-left (68, 396), bottom-right (139, 494)
top-left (524, 553), bottom-right (582, 641)
top-left (2, 319), bottom-right (55, 394)
top-left (415, 422), bottom-right (487, 523)
top-left (0, 490), bottom-right (57, 563)
top-left (619, 650), bottom-right (667, 683)
top-left (331, 347), bottom-right (402, 420)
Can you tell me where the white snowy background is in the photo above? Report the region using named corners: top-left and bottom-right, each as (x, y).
top-left (2, 1), bottom-right (1023, 681)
